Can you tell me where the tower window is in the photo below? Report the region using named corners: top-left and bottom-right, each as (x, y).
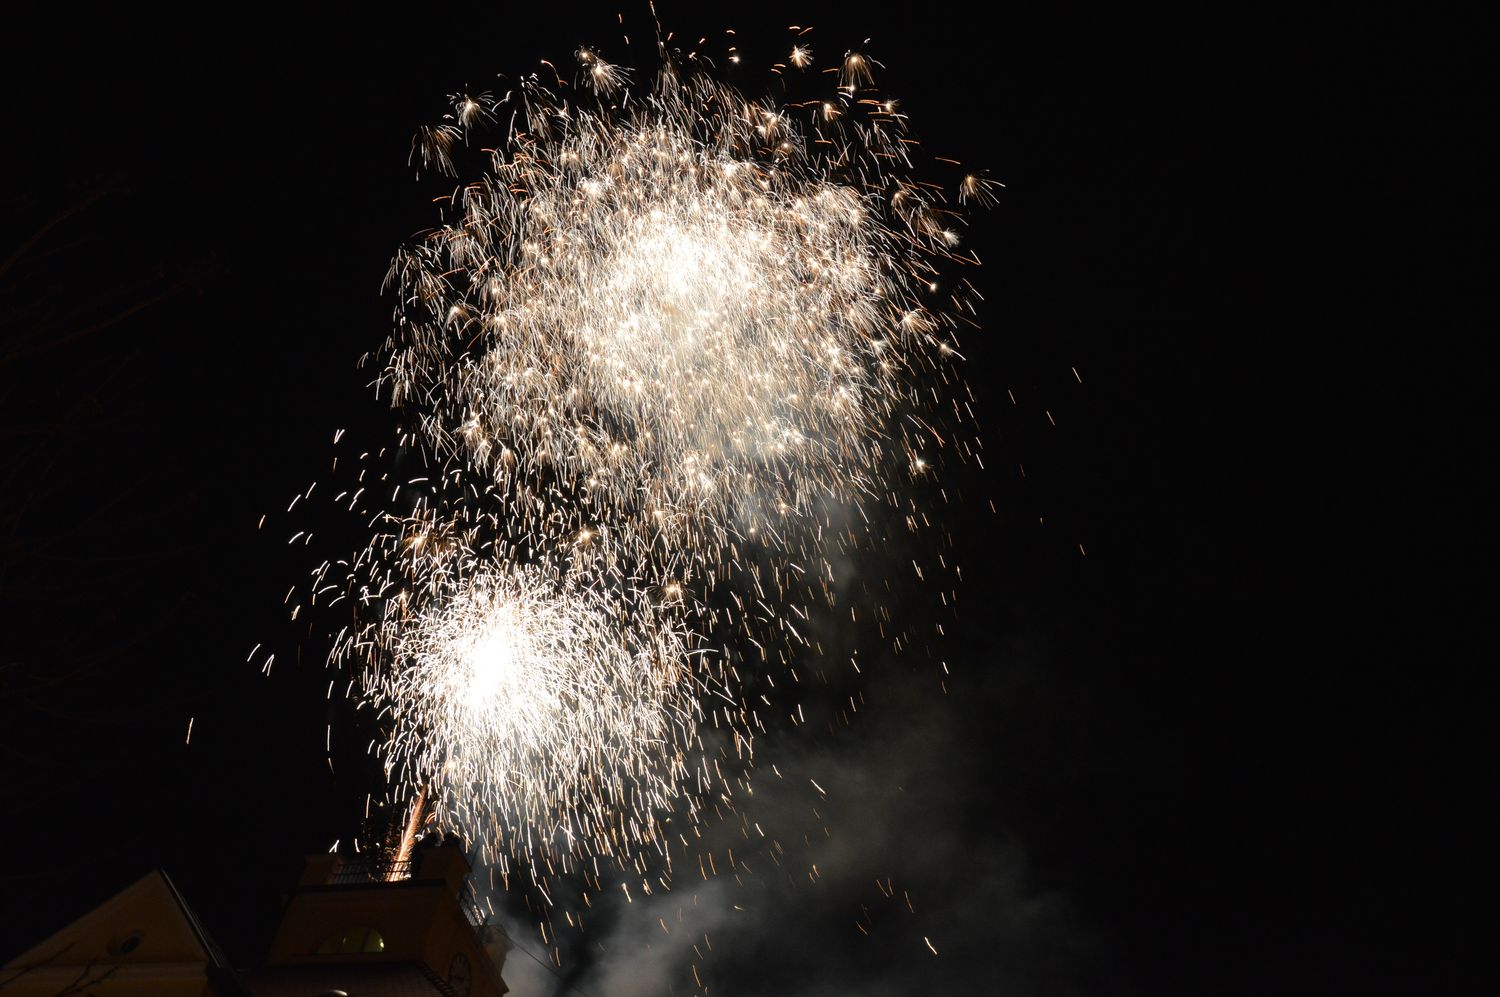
top-left (314, 926), bottom-right (386, 955)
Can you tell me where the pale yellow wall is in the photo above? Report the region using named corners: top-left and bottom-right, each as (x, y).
top-left (0, 965), bottom-right (214, 997)
top-left (268, 884), bottom-right (446, 962)
top-left (265, 849), bottom-right (504, 995)
top-left (266, 882), bottom-right (506, 996)
top-left (2, 872), bottom-right (218, 997)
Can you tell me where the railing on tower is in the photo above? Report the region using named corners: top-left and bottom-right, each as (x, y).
top-left (327, 858), bottom-right (413, 884)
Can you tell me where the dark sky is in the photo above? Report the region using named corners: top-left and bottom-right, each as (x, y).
top-left (1, 4), bottom-right (1493, 995)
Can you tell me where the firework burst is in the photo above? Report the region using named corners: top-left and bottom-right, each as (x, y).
top-left (280, 25), bottom-right (993, 899)
top-left (360, 554), bottom-right (700, 865)
top-left (382, 50), bottom-right (986, 569)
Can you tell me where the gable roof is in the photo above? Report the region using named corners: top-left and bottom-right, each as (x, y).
top-left (3, 868), bottom-right (226, 971)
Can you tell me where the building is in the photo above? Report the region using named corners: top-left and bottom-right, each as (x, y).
top-left (0, 868), bottom-right (236, 997)
top-left (1, 842), bottom-right (509, 997)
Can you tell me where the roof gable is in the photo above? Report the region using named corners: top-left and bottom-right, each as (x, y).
top-left (4, 869), bottom-right (220, 971)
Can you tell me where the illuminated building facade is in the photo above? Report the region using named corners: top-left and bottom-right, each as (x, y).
top-left (2, 842), bottom-right (508, 997)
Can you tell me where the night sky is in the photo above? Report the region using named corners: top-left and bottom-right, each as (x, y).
top-left (1, 5), bottom-right (1493, 995)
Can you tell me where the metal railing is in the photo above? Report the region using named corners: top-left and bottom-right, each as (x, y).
top-left (459, 879), bottom-right (488, 927)
top-left (329, 859), bottom-right (413, 884)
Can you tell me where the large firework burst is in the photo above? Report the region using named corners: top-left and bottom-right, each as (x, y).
top-left (284, 26), bottom-right (991, 890)
top-left (384, 48), bottom-right (988, 567)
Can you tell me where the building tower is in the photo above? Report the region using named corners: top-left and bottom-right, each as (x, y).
top-left (245, 839), bottom-right (509, 996)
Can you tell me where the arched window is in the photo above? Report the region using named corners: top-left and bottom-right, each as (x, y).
top-left (315, 926), bottom-right (386, 955)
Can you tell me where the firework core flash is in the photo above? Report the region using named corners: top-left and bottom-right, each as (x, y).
top-left (367, 562), bottom-right (698, 856)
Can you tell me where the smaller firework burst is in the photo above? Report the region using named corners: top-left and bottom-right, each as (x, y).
top-left (358, 553), bottom-right (703, 865)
